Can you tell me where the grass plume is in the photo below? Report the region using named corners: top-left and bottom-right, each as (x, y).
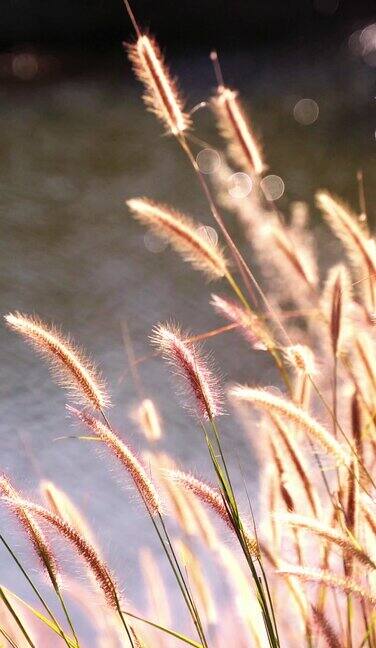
top-left (127, 198), bottom-right (228, 281)
top-left (0, 476), bottom-right (58, 584)
top-left (7, 497), bottom-right (119, 610)
top-left (5, 312), bottom-right (110, 411)
top-left (167, 469), bottom-right (258, 556)
top-left (151, 322), bottom-right (223, 420)
top-left (68, 407), bottom-right (162, 516)
top-left (212, 86), bottom-right (265, 176)
top-left (278, 564), bottom-right (376, 607)
top-left (127, 34), bottom-right (190, 136)
top-left (230, 386), bottom-right (350, 466)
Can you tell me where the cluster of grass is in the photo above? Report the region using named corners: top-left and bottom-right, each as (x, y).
top-left (1, 6), bottom-right (375, 648)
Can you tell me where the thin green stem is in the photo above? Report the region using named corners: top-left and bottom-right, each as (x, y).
top-left (98, 411), bottom-right (208, 648)
top-left (224, 270), bottom-right (251, 312)
top-left (0, 587), bottom-right (35, 648)
top-left (53, 585), bottom-right (80, 648)
top-left (0, 626), bottom-right (19, 648)
top-left (201, 419), bottom-right (280, 647)
top-left (0, 535), bottom-right (72, 647)
top-left (114, 597), bottom-right (136, 648)
top-left (155, 511), bottom-right (209, 648)
top-left (122, 610), bottom-right (203, 647)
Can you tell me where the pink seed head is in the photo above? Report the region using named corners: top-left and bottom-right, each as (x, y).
top-left (151, 322), bottom-right (223, 420)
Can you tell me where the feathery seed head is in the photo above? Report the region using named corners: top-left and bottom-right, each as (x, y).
top-left (148, 451), bottom-right (219, 547)
top-left (345, 459), bottom-right (360, 578)
top-left (127, 198), bottom-right (228, 280)
top-left (137, 398), bottom-right (162, 441)
top-left (277, 512), bottom-right (376, 571)
top-left (278, 563), bottom-right (376, 607)
top-left (283, 344), bottom-right (316, 376)
top-left (361, 495), bottom-right (376, 537)
top-left (167, 469), bottom-right (258, 556)
top-left (0, 476), bottom-right (58, 583)
top-left (211, 294), bottom-right (269, 350)
top-left (151, 322), bottom-right (223, 420)
top-left (12, 497), bottom-right (119, 608)
top-left (40, 480), bottom-right (100, 552)
top-left (127, 35), bottom-right (190, 135)
top-left (230, 386), bottom-right (350, 467)
top-left (354, 333), bottom-right (376, 398)
top-left (270, 415), bottom-right (321, 517)
top-left (311, 606), bottom-right (343, 648)
top-left (351, 391), bottom-right (363, 466)
top-left (322, 264), bottom-right (353, 356)
top-left (212, 87), bottom-right (265, 176)
top-left (317, 191), bottom-right (376, 311)
top-left (4, 312), bottom-right (110, 411)
top-left (68, 407), bottom-right (162, 515)
top-left (146, 452), bottom-right (199, 536)
top-left (167, 469), bottom-right (227, 522)
top-left (269, 438), bottom-right (295, 512)
top-left (271, 225), bottom-right (318, 292)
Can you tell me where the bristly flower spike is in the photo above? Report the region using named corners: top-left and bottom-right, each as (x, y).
top-left (211, 293), bottom-right (271, 350)
top-left (137, 398), bottom-right (162, 442)
top-left (230, 386), bottom-right (350, 467)
top-left (321, 264), bottom-right (352, 357)
top-left (277, 512), bottom-right (376, 571)
top-left (40, 480), bottom-right (100, 552)
top-left (311, 606), bottom-right (343, 648)
top-left (210, 52), bottom-right (265, 177)
top-left (278, 563), bottom-right (376, 607)
top-left (127, 198), bottom-right (228, 281)
top-left (283, 344), bottom-right (316, 376)
top-left (151, 322), bottom-right (224, 420)
top-left (0, 476), bottom-right (59, 584)
top-left (9, 497), bottom-right (119, 609)
top-left (127, 34), bottom-right (191, 136)
top-left (167, 469), bottom-right (258, 556)
top-left (4, 312), bottom-right (110, 411)
top-left (317, 191), bottom-right (376, 311)
top-left (68, 407), bottom-right (162, 516)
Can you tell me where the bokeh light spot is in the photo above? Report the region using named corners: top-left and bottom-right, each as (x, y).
top-left (144, 232), bottom-right (168, 254)
top-left (293, 98), bottom-right (319, 125)
top-left (12, 53), bottom-right (39, 80)
top-left (348, 30), bottom-right (363, 56)
top-left (313, 0), bottom-right (339, 15)
top-left (349, 23), bottom-right (376, 65)
top-left (361, 23), bottom-right (376, 66)
top-left (196, 148), bottom-right (221, 174)
top-left (260, 175), bottom-right (285, 201)
top-left (228, 172), bottom-right (252, 199)
top-left (197, 225), bottom-right (218, 247)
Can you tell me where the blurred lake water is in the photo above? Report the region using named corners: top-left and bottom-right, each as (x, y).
top-left (0, 41), bottom-right (374, 641)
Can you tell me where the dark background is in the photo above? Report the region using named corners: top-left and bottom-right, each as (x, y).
top-left (1, 0), bottom-right (375, 52)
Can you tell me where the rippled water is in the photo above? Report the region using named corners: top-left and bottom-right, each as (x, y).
top-left (0, 45), bottom-right (374, 642)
